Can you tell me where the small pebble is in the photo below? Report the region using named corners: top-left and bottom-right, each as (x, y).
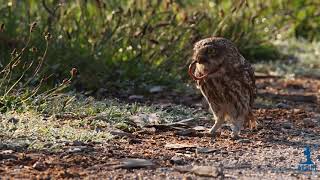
top-left (236, 139), bottom-right (251, 143)
top-left (128, 95), bottom-right (144, 100)
top-left (32, 161), bottom-right (46, 171)
top-left (170, 155), bottom-right (185, 165)
top-left (303, 118), bottom-right (316, 128)
top-left (279, 156), bottom-right (286, 161)
top-left (8, 117), bottom-right (19, 124)
top-left (293, 109), bottom-right (302, 113)
top-left (282, 122), bottom-right (292, 129)
top-left (276, 102), bottom-right (290, 109)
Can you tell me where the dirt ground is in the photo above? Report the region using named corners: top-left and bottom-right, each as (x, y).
top-left (1, 77), bottom-right (320, 179)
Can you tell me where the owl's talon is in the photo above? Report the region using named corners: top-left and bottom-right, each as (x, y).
top-left (230, 134), bottom-right (240, 140)
top-left (209, 131), bottom-right (220, 137)
top-left (210, 132), bottom-right (216, 138)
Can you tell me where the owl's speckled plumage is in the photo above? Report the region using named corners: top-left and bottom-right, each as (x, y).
top-left (190, 37), bottom-right (256, 138)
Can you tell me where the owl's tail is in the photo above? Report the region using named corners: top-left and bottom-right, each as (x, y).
top-left (244, 111), bottom-right (256, 129)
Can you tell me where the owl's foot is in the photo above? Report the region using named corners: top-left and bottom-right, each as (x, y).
top-left (209, 120), bottom-right (223, 134)
top-left (230, 133), bottom-right (240, 140)
top-left (230, 129), bottom-right (241, 140)
top-left (210, 133), bottom-right (217, 143)
top-left (231, 123), bottom-right (241, 140)
top-left (208, 128), bottom-right (215, 135)
top-left (208, 131), bottom-right (221, 140)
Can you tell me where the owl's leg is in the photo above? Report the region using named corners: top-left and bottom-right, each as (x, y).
top-left (231, 125), bottom-right (240, 139)
top-left (231, 116), bottom-right (244, 139)
top-left (209, 113), bottom-right (224, 136)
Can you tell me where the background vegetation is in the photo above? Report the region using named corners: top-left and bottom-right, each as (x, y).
top-left (1, 0), bottom-right (320, 113)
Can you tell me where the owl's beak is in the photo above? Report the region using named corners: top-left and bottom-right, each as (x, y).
top-left (188, 61), bottom-right (209, 81)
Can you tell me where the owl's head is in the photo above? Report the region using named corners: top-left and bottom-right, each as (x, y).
top-left (192, 37), bottom-right (237, 69)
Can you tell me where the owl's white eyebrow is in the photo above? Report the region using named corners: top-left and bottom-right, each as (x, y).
top-left (203, 42), bottom-right (214, 46)
top-left (203, 45), bottom-right (215, 50)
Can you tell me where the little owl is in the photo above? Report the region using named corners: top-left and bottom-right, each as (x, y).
top-left (188, 37), bottom-right (256, 138)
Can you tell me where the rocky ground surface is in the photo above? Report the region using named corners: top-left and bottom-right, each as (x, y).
top-left (1, 77), bottom-right (320, 179)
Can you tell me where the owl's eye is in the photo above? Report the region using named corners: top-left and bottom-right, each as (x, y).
top-left (207, 48), bottom-right (216, 55)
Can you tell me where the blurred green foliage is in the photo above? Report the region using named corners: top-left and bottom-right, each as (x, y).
top-left (0, 0), bottom-right (319, 93)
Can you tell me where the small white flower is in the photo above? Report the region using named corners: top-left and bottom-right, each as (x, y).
top-left (118, 48), bottom-right (123, 53)
top-left (276, 34), bottom-right (282, 39)
top-left (126, 46), bottom-right (133, 51)
top-left (107, 14), bottom-right (112, 21)
top-left (262, 17), bottom-right (267, 23)
top-left (8, 1), bottom-right (12, 7)
top-left (58, 35), bottom-right (63, 39)
top-left (209, 2), bottom-right (215, 8)
top-left (264, 27), bottom-right (269, 33)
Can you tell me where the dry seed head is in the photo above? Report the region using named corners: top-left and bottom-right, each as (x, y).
top-left (181, 11), bottom-right (188, 22)
top-left (30, 22), bottom-right (37, 32)
top-left (62, 78), bottom-right (71, 84)
top-left (0, 23), bottom-right (4, 32)
top-left (45, 32), bottom-right (52, 41)
top-left (70, 68), bottom-right (77, 77)
top-left (164, 0), bottom-right (173, 10)
top-left (30, 47), bottom-right (37, 53)
top-left (219, 10), bottom-right (225, 18)
top-left (11, 48), bottom-right (17, 56)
